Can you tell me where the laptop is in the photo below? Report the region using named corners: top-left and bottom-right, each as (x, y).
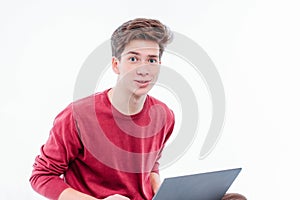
top-left (152, 168), bottom-right (242, 200)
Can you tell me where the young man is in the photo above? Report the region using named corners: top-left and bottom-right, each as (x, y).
top-left (30, 18), bottom-right (246, 200)
top-left (30, 18), bottom-right (174, 200)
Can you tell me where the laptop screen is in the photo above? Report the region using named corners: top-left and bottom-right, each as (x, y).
top-left (153, 168), bottom-right (242, 200)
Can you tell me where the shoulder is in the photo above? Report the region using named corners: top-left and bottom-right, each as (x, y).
top-left (72, 90), bottom-right (109, 114)
top-left (73, 90), bottom-right (107, 107)
top-left (147, 95), bottom-right (175, 120)
top-left (54, 90), bottom-right (109, 124)
top-left (147, 95), bottom-right (170, 108)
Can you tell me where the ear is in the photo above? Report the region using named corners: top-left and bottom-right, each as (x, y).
top-left (112, 57), bottom-right (120, 74)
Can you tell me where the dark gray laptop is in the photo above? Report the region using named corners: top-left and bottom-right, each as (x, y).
top-left (152, 168), bottom-right (242, 200)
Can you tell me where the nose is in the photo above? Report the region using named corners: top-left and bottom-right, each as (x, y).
top-left (136, 65), bottom-right (150, 76)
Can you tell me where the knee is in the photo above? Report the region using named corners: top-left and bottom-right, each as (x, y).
top-left (222, 193), bottom-right (247, 200)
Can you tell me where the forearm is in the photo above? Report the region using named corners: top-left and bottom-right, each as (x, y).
top-left (58, 188), bottom-right (98, 200)
top-left (30, 170), bottom-right (70, 199)
top-left (150, 172), bottom-right (161, 194)
top-left (59, 189), bottom-right (131, 200)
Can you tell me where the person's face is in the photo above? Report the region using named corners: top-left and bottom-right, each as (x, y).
top-left (112, 39), bottom-right (161, 97)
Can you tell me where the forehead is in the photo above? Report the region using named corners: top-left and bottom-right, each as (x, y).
top-left (122, 40), bottom-right (159, 56)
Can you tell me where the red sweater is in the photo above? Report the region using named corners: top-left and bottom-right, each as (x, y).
top-left (30, 89), bottom-right (174, 200)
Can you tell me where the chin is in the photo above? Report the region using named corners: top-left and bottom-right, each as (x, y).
top-left (132, 87), bottom-right (152, 97)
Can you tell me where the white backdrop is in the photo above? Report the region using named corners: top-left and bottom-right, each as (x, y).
top-left (1, 0), bottom-right (299, 199)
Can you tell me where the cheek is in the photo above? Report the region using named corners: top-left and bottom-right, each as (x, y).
top-left (120, 63), bottom-right (134, 73)
top-left (119, 66), bottom-right (136, 80)
top-left (150, 66), bottom-right (160, 75)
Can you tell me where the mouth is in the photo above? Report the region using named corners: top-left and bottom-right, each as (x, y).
top-left (135, 80), bottom-right (151, 83)
top-left (134, 80), bottom-right (152, 87)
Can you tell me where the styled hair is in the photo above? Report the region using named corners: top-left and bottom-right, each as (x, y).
top-left (111, 18), bottom-right (173, 60)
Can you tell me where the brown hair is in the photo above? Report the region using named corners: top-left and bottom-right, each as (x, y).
top-left (111, 18), bottom-right (173, 60)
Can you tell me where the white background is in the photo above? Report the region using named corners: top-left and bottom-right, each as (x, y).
top-left (1, 0), bottom-right (299, 199)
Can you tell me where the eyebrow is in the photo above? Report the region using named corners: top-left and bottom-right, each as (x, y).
top-left (125, 51), bottom-right (159, 58)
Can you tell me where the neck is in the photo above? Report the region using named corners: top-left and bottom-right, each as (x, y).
top-left (108, 87), bottom-right (147, 115)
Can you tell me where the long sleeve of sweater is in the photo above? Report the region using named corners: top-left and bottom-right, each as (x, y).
top-left (30, 105), bottom-right (82, 199)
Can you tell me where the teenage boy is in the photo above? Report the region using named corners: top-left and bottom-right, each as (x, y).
top-left (30, 18), bottom-right (246, 200)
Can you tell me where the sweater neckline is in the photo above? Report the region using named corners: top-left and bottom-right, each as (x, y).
top-left (102, 89), bottom-right (149, 120)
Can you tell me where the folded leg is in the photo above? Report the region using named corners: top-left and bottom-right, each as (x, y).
top-left (222, 193), bottom-right (247, 200)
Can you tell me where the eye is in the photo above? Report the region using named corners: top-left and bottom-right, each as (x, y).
top-left (149, 58), bottom-right (158, 64)
top-left (129, 57), bottom-right (137, 62)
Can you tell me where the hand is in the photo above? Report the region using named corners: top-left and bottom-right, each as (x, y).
top-left (150, 172), bottom-right (161, 194)
top-left (102, 194), bottom-right (130, 200)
